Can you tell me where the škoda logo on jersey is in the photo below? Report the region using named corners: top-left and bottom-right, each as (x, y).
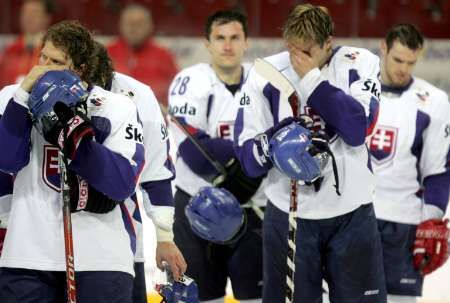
top-left (125, 124), bottom-right (143, 143)
top-left (168, 103), bottom-right (197, 116)
top-left (368, 126), bottom-right (398, 164)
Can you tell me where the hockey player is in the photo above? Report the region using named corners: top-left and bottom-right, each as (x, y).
top-left (0, 40), bottom-right (189, 303)
top-left (0, 21), bottom-right (145, 303)
top-left (234, 4), bottom-right (386, 302)
top-left (370, 24), bottom-right (450, 303)
top-left (91, 41), bottom-right (187, 303)
top-left (168, 11), bottom-right (265, 303)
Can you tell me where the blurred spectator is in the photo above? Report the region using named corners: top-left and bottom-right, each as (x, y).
top-left (0, 0), bottom-right (53, 88)
top-left (107, 3), bottom-right (178, 108)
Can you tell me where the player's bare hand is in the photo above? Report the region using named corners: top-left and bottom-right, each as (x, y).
top-left (20, 65), bottom-right (66, 92)
top-left (287, 42), bottom-right (320, 78)
top-left (156, 241), bottom-right (187, 281)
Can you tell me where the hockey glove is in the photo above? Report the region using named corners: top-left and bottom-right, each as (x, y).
top-left (253, 116), bottom-right (300, 167)
top-left (212, 157), bottom-right (263, 205)
top-left (413, 218), bottom-right (450, 275)
top-left (42, 102), bottom-right (95, 161)
top-left (67, 170), bottom-right (121, 213)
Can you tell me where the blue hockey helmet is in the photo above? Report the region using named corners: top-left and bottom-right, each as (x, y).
top-left (269, 122), bottom-right (323, 182)
top-left (29, 70), bottom-right (87, 120)
top-left (157, 274), bottom-right (199, 303)
top-left (185, 186), bottom-right (246, 244)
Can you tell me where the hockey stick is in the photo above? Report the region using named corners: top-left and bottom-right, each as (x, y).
top-left (254, 58), bottom-right (299, 303)
top-left (60, 154), bottom-right (77, 303)
top-left (169, 114), bottom-right (264, 217)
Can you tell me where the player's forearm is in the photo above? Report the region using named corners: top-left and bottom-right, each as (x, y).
top-left (299, 69), bottom-right (367, 146)
top-left (234, 138), bottom-right (271, 178)
top-left (423, 171), bottom-right (450, 216)
top-left (309, 82), bottom-right (367, 146)
top-left (69, 140), bottom-right (145, 201)
top-left (179, 133), bottom-right (234, 176)
top-left (141, 179), bottom-right (174, 207)
top-left (0, 95), bottom-right (32, 173)
top-left (140, 178), bottom-right (175, 242)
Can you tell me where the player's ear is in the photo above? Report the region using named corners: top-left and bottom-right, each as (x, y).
top-left (244, 37), bottom-right (249, 51)
top-left (204, 38), bottom-right (212, 54)
top-left (380, 41), bottom-right (388, 56)
top-left (324, 36), bottom-right (333, 52)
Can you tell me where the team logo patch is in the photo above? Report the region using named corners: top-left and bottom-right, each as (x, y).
top-left (369, 126), bottom-right (398, 164)
top-left (416, 90), bottom-right (430, 102)
top-left (344, 51), bottom-right (360, 61)
top-left (90, 97), bottom-right (103, 106)
top-left (42, 145), bottom-right (61, 192)
top-left (70, 83), bottom-right (86, 99)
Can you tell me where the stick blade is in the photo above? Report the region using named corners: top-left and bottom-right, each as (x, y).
top-left (254, 58), bottom-right (295, 97)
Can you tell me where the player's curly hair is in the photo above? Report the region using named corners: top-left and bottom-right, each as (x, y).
top-left (90, 41), bottom-right (114, 89)
top-left (283, 4), bottom-right (334, 46)
top-left (42, 20), bottom-right (97, 84)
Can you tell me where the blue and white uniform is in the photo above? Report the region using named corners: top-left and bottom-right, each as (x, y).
top-left (0, 74), bottom-right (175, 302)
top-left (110, 72), bottom-right (175, 257)
top-left (110, 72), bottom-right (175, 303)
top-left (235, 48), bottom-right (380, 218)
top-left (0, 84), bottom-right (144, 276)
top-left (168, 63), bottom-right (265, 301)
top-left (235, 48), bottom-right (386, 303)
top-left (168, 63), bottom-right (266, 205)
top-left (370, 77), bottom-right (450, 297)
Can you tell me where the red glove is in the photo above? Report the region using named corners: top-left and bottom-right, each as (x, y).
top-left (0, 228), bottom-right (6, 256)
top-left (413, 218), bottom-right (450, 275)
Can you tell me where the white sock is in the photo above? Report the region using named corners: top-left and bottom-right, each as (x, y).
top-left (387, 294), bottom-right (417, 303)
top-left (239, 299), bottom-right (262, 303)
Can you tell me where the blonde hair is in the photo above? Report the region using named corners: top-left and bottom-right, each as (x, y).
top-left (283, 4), bottom-right (334, 46)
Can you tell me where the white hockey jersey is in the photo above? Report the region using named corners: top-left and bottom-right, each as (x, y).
top-left (111, 72), bottom-right (175, 262)
top-left (370, 78), bottom-right (450, 224)
top-left (235, 47), bottom-right (381, 219)
top-left (0, 85), bottom-right (144, 276)
top-left (0, 73), bottom-right (176, 264)
top-left (168, 63), bottom-right (267, 205)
